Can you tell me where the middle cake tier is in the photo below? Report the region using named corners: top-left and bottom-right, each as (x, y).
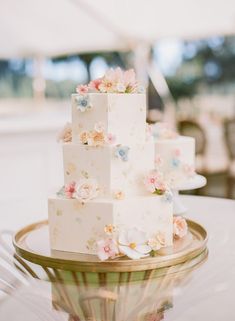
top-left (63, 141), bottom-right (154, 198)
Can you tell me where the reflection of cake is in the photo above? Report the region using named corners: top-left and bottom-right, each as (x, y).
top-left (151, 123), bottom-right (196, 188)
top-left (48, 68), bottom-right (180, 260)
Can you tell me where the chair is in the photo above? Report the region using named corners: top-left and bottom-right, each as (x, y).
top-left (177, 119), bottom-right (229, 197)
top-left (224, 118), bottom-right (235, 198)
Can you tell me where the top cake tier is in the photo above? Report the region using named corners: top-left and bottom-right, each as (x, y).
top-left (71, 93), bottom-right (146, 145)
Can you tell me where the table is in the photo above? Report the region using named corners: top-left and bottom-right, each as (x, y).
top-left (0, 195), bottom-right (235, 321)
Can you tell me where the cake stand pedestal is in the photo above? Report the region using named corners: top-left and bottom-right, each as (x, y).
top-left (173, 174), bottom-right (207, 215)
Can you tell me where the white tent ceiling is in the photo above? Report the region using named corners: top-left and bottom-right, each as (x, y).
top-left (0, 0), bottom-right (235, 58)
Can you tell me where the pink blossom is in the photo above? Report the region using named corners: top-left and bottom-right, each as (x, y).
top-left (173, 216), bottom-right (188, 238)
top-left (123, 69), bottom-right (138, 92)
top-left (97, 238), bottom-right (119, 261)
top-left (107, 133), bottom-right (116, 145)
top-left (76, 84), bottom-right (88, 95)
top-left (144, 170), bottom-right (167, 193)
top-left (88, 78), bottom-right (102, 91)
top-left (64, 181), bottom-right (76, 198)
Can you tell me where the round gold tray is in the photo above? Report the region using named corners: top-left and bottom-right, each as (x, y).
top-left (13, 219), bottom-right (208, 273)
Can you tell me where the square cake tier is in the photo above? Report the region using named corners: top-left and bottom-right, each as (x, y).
top-left (63, 142), bottom-right (154, 198)
top-left (48, 196), bottom-right (173, 255)
top-left (72, 93), bottom-right (146, 145)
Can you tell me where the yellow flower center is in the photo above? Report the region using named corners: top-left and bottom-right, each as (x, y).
top-left (129, 242), bottom-right (136, 249)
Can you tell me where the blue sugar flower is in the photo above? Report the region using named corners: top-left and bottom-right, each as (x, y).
top-left (162, 190), bottom-right (173, 203)
top-left (114, 145), bottom-right (130, 162)
top-left (75, 95), bottom-right (92, 112)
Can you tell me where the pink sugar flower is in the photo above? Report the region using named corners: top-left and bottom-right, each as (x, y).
top-left (76, 84), bottom-right (88, 95)
top-left (123, 68), bottom-right (136, 86)
top-left (99, 69), bottom-right (119, 93)
top-left (64, 181), bottom-right (76, 198)
top-left (97, 238), bottom-right (119, 261)
top-left (88, 78), bottom-right (102, 91)
top-left (144, 170), bottom-right (166, 194)
top-left (123, 69), bottom-right (138, 92)
top-left (173, 216), bottom-right (188, 239)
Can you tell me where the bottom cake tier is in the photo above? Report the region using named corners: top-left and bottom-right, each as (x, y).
top-left (48, 195), bottom-right (173, 256)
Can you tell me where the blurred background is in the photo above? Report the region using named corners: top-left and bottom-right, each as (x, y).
top-left (1, 0), bottom-right (235, 228)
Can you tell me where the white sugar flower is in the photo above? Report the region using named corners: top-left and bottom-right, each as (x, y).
top-left (118, 228), bottom-right (151, 259)
top-left (94, 122), bottom-right (105, 133)
top-left (74, 178), bottom-right (99, 202)
top-left (148, 232), bottom-right (166, 251)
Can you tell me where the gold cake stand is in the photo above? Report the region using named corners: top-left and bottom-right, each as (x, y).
top-left (9, 220), bottom-right (208, 320)
top-left (13, 219), bottom-right (208, 274)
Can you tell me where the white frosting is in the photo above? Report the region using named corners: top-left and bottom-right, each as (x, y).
top-left (48, 92), bottom-right (175, 256)
top-left (48, 196), bottom-right (173, 255)
top-left (154, 136), bottom-right (196, 187)
top-left (72, 93), bottom-right (146, 145)
top-left (63, 142), bottom-right (154, 198)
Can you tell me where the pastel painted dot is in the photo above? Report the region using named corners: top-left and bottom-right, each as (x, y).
top-left (56, 209), bottom-right (63, 216)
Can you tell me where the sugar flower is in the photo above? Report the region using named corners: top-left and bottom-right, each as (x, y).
top-left (114, 145), bottom-right (130, 162)
top-left (88, 78), bottom-right (102, 91)
top-left (76, 84), bottom-right (88, 95)
top-left (144, 170), bottom-right (167, 195)
top-left (79, 125), bottom-right (113, 147)
top-left (113, 190), bottom-right (125, 200)
top-left (97, 238), bottom-right (119, 261)
top-left (173, 216), bottom-right (188, 239)
top-left (76, 67), bottom-right (142, 94)
top-left (123, 68), bottom-right (135, 85)
top-left (118, 228), bottom-right (151, 259)
top-left (162, 190), bottom-right (173, 203)
top-left (57, 122), bottom-right (72, 143)
top-left (94, 122), bottom-right (105, 133)
top-left (80, 131), bottom-right (89, 144)
top-left (116, 82), bottom-right (126, 93)
top-left (104, 224), bottom-right (116, 235)
top-left (98, 69), bottom-right (117, 93)
top-left (148, 232), bottom-right (166, 251)
top-left (75, 94), bottom-right (92, 112)
top-left (87, 130), bottom-right (106, 147)
top-left (74, 178), bottom-right (99, 202)
top-left (64, 181), bottom-right (76, 198)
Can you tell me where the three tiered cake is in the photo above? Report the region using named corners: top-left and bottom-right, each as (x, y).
top-left (48, 68), bottom-right (188, 261)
